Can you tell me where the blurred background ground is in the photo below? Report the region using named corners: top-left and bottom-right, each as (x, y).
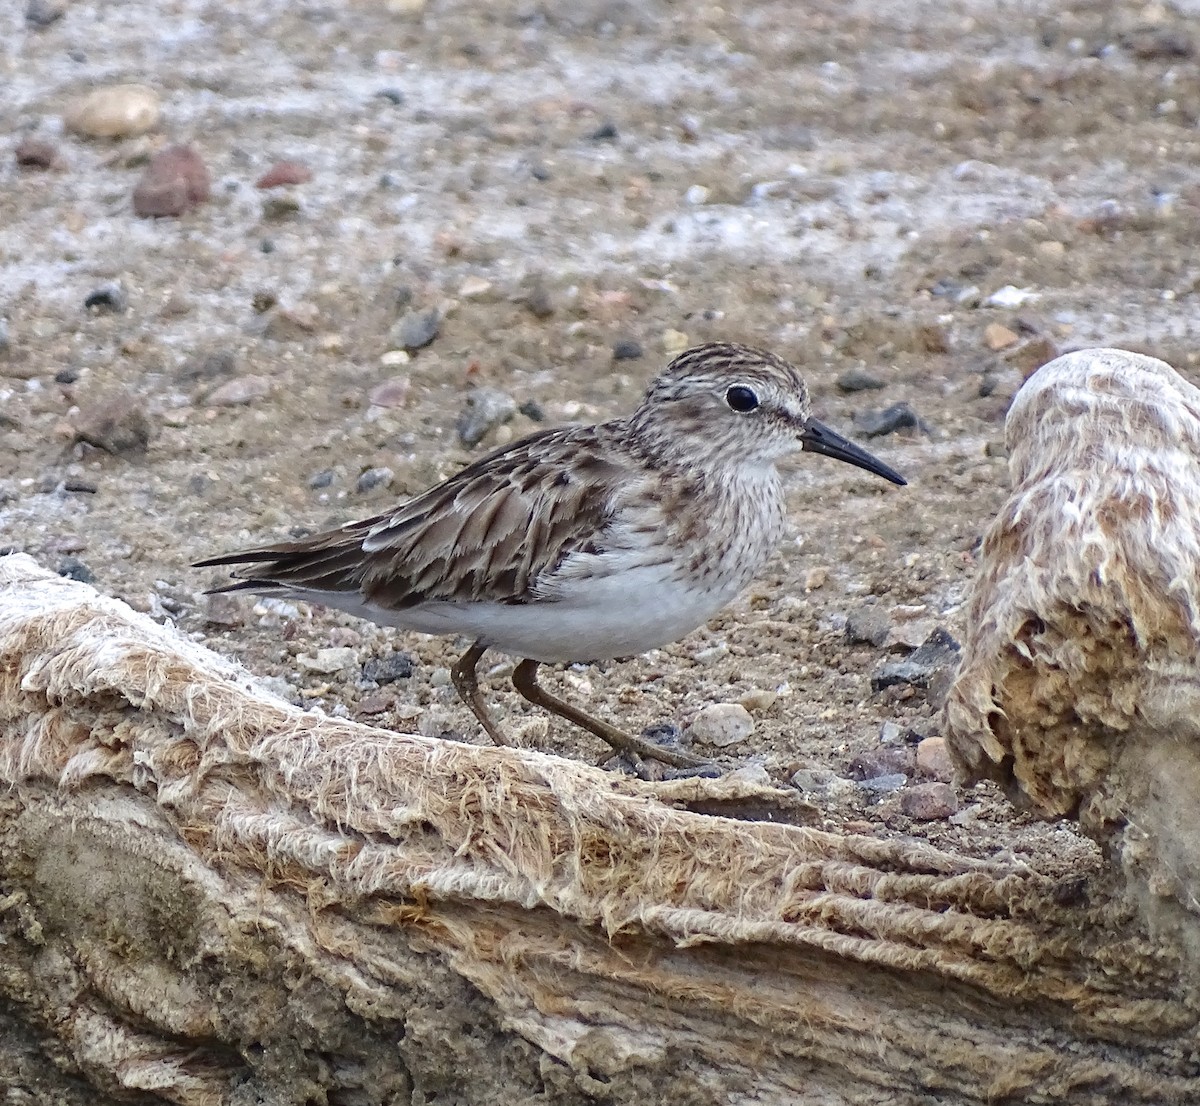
top-left (6, 0), bottom-right (1200, 875)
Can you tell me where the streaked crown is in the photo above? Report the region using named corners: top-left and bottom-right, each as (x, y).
top-left (629, 343), bottom-right (813, 465)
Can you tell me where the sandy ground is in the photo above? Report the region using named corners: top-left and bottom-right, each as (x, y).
top-left (7, 0), bottom-right (1200, 907)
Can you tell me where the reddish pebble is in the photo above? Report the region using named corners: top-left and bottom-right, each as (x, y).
top-left (132, 145), bottom-right (211, 217)
top-left (205, 375), bottom-right (271, 406)
top-left (15, 137), bottom-right (63, 170)
top-left (900, 782), bottom-right (959, 821)
top-left (368, 377), bottom-right (410, 408)
top-left (357, 690), bottom-right (397, 716)
top-left (915, 736), bottom-right (955, 782)
top-left (255, 160), bottom-right (313, 189)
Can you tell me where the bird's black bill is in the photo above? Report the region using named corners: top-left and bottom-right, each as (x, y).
top-left (800, 418), bottom-right (907, 486)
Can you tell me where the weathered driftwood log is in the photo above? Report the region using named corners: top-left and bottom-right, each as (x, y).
top-left (1, 550), bottom-right (1197, 1105)
top-left (946, 348), bottom-right (1200, 971)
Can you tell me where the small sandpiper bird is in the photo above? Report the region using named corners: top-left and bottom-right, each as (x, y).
top-left (196, 343), bottom-right (905, 766)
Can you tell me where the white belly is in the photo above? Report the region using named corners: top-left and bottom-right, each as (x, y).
top-left (284, 560), bottom-right (746, 663)
top-left (367, 561), bottom-right (741, 662)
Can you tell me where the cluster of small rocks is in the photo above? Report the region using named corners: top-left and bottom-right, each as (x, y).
top-left (15, 82), bottom-right (316, 220)
top-left (789, 722), bottom-right (959, 822)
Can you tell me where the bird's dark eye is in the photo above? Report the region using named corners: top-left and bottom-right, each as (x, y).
top-left (725, 385), bottom-right (760, 413)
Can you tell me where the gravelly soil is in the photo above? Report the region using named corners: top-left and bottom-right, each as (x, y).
top-left (8, 0), bottom-right (1200, 891)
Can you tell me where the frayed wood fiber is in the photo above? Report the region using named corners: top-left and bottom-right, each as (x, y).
top-left (945, 347), bottom-right (1200, 962)
top-left (946, 348), bottom-right (1200, 806)
top-left (2, 551), bottom-right (1197, 1104)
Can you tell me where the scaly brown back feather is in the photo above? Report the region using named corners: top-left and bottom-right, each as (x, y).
top-left (194, 423), bottom-right (629, 608)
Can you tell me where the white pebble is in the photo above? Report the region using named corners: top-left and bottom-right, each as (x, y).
top-left (983, 284), bottom-right (1040, 308)
top-left (296, 646), bottom-right (357, 674)
top-left (64, 83), bottom-right (161, 139)
top-left (689, 703), bottom-right (754, 748)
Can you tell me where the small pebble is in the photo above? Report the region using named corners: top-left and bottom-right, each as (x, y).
top-left (457, 387), bottom-right (517, 447)
top-left (859, 773), bottom-right (907, 795)
top-left (327, 627), bottom-right (363, 647)
top-left (855, 402), bottom-right (930, 437)
top-left (362, 652), bottom-right (416, 683)
top-left (847, 747), bottom-right (911, 781)
top-left (56, 556), bottom-right (95, 584)
top-left (368, 378), bottom-right (409, 408)
top-left (689, 702), bottom-right (754, 748)
top-left (845, 605), bottom-right (891, 647)
top-left (261, 195), bottom-right (302, 221)
top-left (588, 121), bottom-right (618, 141)
top-left (790, 767), bottom-right (838, 793)
top-left (179, 350), bottom-right (236, 381)
top-left (612, 338), bottom-right (644, 361)
top-left (84, 283), bottom-right (127, 314)
top-left (916, 736), bottom-right (955, 782)
top-left (391, 307), bottom-right (441, 351)
top-left (72, 392), bottom-right (153, 455)
top-left (356, 466), bottom-right (393, 493)
top-left (871, 627), bottom-right (961, 699)
top-left (1124, 27), bottom-right (1195, 60)
top-left (458, 276), bottom-right (492, 298)
top-left (523, 284), bottom-right (555, 319)
top-left (878, 720), bottom-right (905, 745)
top-left (376, 88), bottom-right (405, 105)
top-left (255, 160), bottom-right (313, 189)
top-left (297, 647), bottom-right (358, 674)
top-left (308, 469), bottom-right (335, 489)
top-left (357, 690), bottom-right (397, 716)
top-left (804, 565), bottom-right (828, 590)
top-left (133, 145), bottom-right (211, 217)
top-left (15, 136), bottom-right (62, 170)
top-left (64, 83), bottom-right (161, 139)
top-left (205, 375), bottom-right (271, 406)
top-left (984, 322), bottom-right (1019, 351)
top-left (662, 329), bottom-right (689, 353)
top-left (836, 366), bottom-right (885, 393)
top-left (900, 782), bottom-right (958, 820)
top-left (885, 618), bottom-right (937, 651)
top-left (692, 643), bottom-right (728, 665)
top-left (262, 303), bottom-right (320, 341)
top-left (737, 688), bottom-right (777, 713)
top-left (983, 285), bottom-right (1039, 309)
top-left (518, 398), bottom-right (546, 422)
top-left (26, 0), bottom-right (67, 26)
top-left (640, 721), bottom-right (685, 749)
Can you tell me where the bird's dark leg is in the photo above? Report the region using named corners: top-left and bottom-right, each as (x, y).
top-left (511, 659), bottom-right (706, 768)
top-left (450, 640), bottom-right (511, 746)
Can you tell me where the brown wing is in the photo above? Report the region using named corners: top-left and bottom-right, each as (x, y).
top-left (194, 423), bottom-right (629, 607)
